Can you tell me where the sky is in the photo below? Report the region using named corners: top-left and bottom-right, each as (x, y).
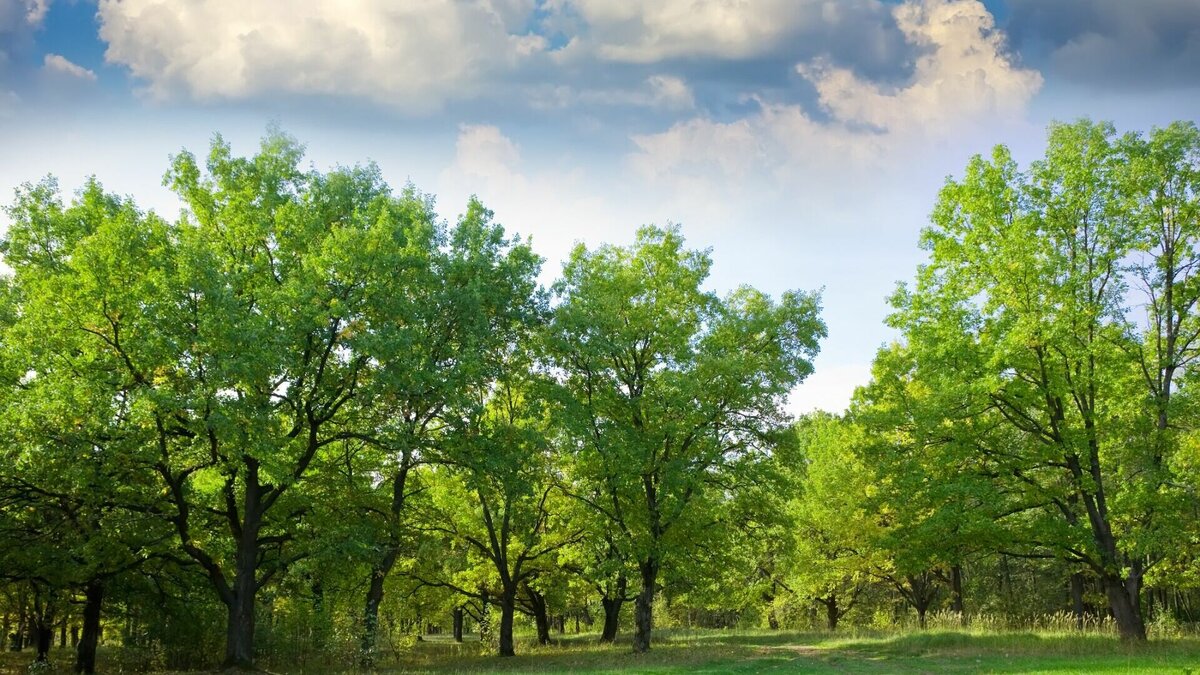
top-left (1, 0), bottom-right (1199, 414)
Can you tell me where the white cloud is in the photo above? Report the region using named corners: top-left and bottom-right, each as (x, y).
top-left (24, 0), bottom-right (48, 24)
top-left (549, 0), bottom-right (854, 63)
top-left (449, 124), bottom-right (523, 182)
top-left (528, 74), bottom-right (695, 112)
top-left (43, 53), bottom-right (97, 81)
top-left (439, 124), bottom-right (640, 281)
top-left (801, 0), bottom-right (1042, 133)
top-left (645, 75), bottom-right (694, 110)
top-left (0, 0), bottom-right (50, 59)
top-left (2, 0), bottom-right (50, 26)
top-left (96, 0), bottom-right (546, 112)
top-left (628, 0), bottom-right (1042, 186)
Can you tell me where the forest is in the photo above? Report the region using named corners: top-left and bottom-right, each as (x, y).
top-left (0, 118), bottom-right (1199, 674)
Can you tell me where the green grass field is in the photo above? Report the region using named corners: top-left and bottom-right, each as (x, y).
top-left (4, 629), bottom-right (1198, 674)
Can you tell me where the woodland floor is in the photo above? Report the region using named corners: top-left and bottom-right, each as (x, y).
top-left (2, 629), bottom-right (1198, 674)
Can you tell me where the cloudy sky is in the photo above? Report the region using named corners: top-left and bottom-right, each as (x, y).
top-left (2, 0), bottom-right (1198, 413)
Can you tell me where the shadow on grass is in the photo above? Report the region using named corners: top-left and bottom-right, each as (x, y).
top-left (4, 630), bottom-right (1198, 674)
top-left (384, 630), bottom-right (1200, 674)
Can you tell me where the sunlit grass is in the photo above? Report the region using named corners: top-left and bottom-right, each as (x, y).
top-left (4, 626), bottom-right (1198, 673)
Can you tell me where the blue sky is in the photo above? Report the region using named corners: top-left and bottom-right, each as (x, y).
top-left (2, 0), bottom-right (1199, 413)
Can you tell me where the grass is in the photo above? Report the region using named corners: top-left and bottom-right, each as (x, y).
top-left (3, 628), bottom-right (1198, 674)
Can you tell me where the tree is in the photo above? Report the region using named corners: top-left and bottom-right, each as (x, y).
top-left (884, 119), bottom-right (1200, 640)
top-left (421, 365), bottom-right (577, 657)
top-left (546, 225), bottom-right (824, 652)
top-left (785, 414), bottom-right (885, 630)
top-left (0, 179), bottom-right (182, 672)
top-left (351, 196), bottom-right (542, 664)
top-left (6, 131), bottom-right (457, 667)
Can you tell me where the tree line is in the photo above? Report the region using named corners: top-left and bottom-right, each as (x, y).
top-left (0, 120), bottom-right (1198, 673)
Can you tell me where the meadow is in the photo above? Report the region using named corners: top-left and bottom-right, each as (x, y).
top-left (3, 627), bottom-right (1197, 674)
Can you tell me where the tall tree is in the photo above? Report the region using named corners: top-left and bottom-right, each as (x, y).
top-left (0, 179), bottom-right (180, 672)
top-left (546, 225), bottom-right (824, 652)
top-left (884, 120), bottom-right (1200, 640)
top-left (422, 365), bottom-right (577, 657)
top-left (350, 196), bottom-right (541, 664)
top-left (785, 414), bottom-right (885, 630)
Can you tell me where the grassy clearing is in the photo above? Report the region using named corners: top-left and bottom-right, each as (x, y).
top-left (3, 629), bottom-right (1198, 673)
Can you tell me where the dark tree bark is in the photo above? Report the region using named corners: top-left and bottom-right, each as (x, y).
top-left (948, 564), bottom-right (967, 627)
top-left (1071, 572), bottom-right (1086, 630)
top-left (950, 565), bottom-right (965, 616)
top-left (361, 459), bottom-right (412, 665)
top-left (895, 572), bottom-right (939, 630)
top-left (632, 558), bottom-right (658, 653)
top-left (360, 553), bottom-right (396, 667)
top-left (816, 595), bottom-right (841, 631)
top-left (498, 594), bottom-right (516, 658)
top-left (222, 474), bottom-right (264, 671)
top-left (452, 607), bottom-right (464, 643)
top-left (13, 604), bottom-right (25, 652)
top-left (1103, 573), bottom-right (1146, 641)
top-left (74, 580), bottom-right (103, 675)
top-left (527, 589), bottom-right (551, 646)
top-left (34, 618), bottom-right (52, 663)
top-left (599, 573), bottom-right (626, 643)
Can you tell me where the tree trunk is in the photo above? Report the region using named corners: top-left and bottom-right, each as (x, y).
top-left (223, 506), bottom-right (261, 670)
top-left (75, 580), bottom-right (103, 675)
top-left (528, 589), bottom-right (551, 646)
top-left (600, 574), bottom-right (626, 643)
top-left (632, 558), bottom-right (658, 653)
top-left (950, 564), bottom-right (966, 626)
top-left (819, 596), bottom-right (840, 631)
top-left (556, 614), bottom-right (566, 634)
top-left (899, 572), bottom-right (937, 630)
top-left (600, 597), bottom-right (622, 643)
top-left (452, 607), bottom-right (464, 642)
top-left (359, 553), bottom-right (398, 667)
top-left (1103, 573), bottom-right (1146, 641)
top-left (14, 606), bottom-right (25, 652)
top-left (360, 461), bottom-right (411, 664)
top-left (498, 595), bottom-right (516, 657)
top-left (34, 618), bottom-right (52, 663)
top-left (223, 590), bottom-right (256, 669)
top-left (1071, 572), bottom-right (1086, 630)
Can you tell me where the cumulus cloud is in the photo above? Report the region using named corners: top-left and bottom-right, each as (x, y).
top-left (1006, 0), bottom-right (1200, 89)
top-left (440, 124), bottom-right (641, 278)
top-left (802, 0), bottom-right (1042, 133)
top-left (549, 0), bottom-right (900, 67)
top-left (1, 0), bottom-right (49, 26)
top-left (528, 74), bottom-right (695, 111)
top-left (449, 124), bottom-right (523, 182)
top-left (43, 53), bottom-right (97, 81)
top-left (96, 0), bottom-right (547, 111)
top-left (629, 0), bottom-right (1042, 185)
top-left (1, 0), bottom-right (50, 63)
